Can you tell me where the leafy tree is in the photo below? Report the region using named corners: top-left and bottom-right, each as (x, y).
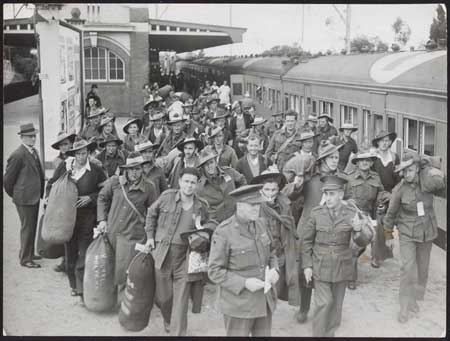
top-left (350, 35), bottom-right (374, 53)
top-left (429, 4), bottom-right (447, 43)
top-left (392, 17), bottom-right (411, 46)
top-left (262, 44), bottom-right (303, 57)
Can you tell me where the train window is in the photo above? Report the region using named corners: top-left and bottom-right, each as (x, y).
top-left (307, 97), bottom-right (311, 105)
top-left (233, 83), bottom-right (242, 96)
top-left (151, 24), bottom-right (157, 30)
top-left (276, 91), bottom-right (281, 111)
top-left (403, 118), bottom-right (419, 152)
top-left (289, 95), bottom-right (295, 110)
top-left (263, 87), bottom-right (267, 103)
top-left (294, 95), bottom-right (299, 113)
top-left (312, 100), bottom-right (317, 114)
top-left (284, 95), bottom-right (289, 111)
top-left (374, 114), bottom-right (383, 136)
top-left (387, 116), bottom-right (396, 133)
top-left (363, 109), bottom-right (371, 140)
top-left (421, 122), bottom-right (435, 156)
top-left (300, 97), bottom-right (305, 119)
top-left (320, 101), bottom-right (334, 117)
top-left (340, 105), bottom-right (358, 125)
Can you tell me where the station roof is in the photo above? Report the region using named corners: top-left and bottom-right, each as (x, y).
top-left (148, 19), bottom-right (246, 53)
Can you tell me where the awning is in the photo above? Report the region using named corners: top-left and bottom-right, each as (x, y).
top-left (149, 19), bottom-right (246, 53)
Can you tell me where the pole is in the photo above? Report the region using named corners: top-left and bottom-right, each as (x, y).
top-left (301, 4), bottom-right (305, 46)
top-left (229, 4), bottom-right (233, 56)
top-left (34, 6), bottom-right (46, 168)
top-left (345, 4), bottom-right (351, 54)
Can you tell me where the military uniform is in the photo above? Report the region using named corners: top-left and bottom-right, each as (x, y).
top-left (302, 202), bottom-right (372, 336)
top-left (265, 127), bottom-right (302, 171)
top-left (208, 215), bottom-right (278, 336)
top-left (316, 124), bottom-right (338, 147)
top-left (160, 131), bottom-right (187, 157)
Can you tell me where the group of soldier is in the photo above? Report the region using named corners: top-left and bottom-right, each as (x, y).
top-left (3, 76), bottom-right (446, 337)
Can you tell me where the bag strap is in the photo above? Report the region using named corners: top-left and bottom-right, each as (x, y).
top-left (119, 179), bottom-right (146, 224)
top-left (277, 132), bottom-right (297, 155)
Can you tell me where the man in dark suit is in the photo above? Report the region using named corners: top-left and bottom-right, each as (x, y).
top-left (4, 123), bottom-right (45, 268)
top-left (235, 134), bottom-right (268, 183)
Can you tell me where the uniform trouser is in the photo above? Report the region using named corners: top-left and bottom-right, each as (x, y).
top-left (398, 239), bottom-right (433, 314)
top-left (350, 247), bottom-right (366, 281)
top-left (313, 280), bottom-right (347, 337)
top-left (65, 212), bottom-right (95, 294)
top-left (298, 268), bottom-right (312, 313)
top-left (223, 306), bottom-right (272, 336)
top-left (154, 244), bottom-right (190, 336)
top-left (15, 203), bottom-right (39, 265)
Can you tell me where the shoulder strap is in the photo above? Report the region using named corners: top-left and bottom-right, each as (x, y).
top-left (277, 132), bottom-right (297, 154)
top-left (119, 180), bottom-right (145, 224)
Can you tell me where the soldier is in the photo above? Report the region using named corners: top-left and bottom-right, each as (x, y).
top-left (196, 149), bottom-right (247, 223)
top-left (122, 118), bottom-right (148, 154)
top-left (143, 112), bottom-right (168, 145)
top-left (265, 109), bottom-right (302, 171)
top-left (159, 113), bottom-right (187, 157)
top-left (204, 127), bottom-right (238, 169)
top-left (206, 93), bottom-right (220, 119)
top-left (250, 116), bottom-right (270, 153)
top-left (316, 114), bottom-right (338, 146)
top-left (142, 96), bottom-right (164, 129)
top-left (143, 167), bottom-right (210, 336)
top-left (251, 168), bottom-right (300, 306)
top-left (264, 112), bottom-right (284, 137)
top-left (95, 135), bottom-right (126, 178)
top-left (345, 149), bottom-right (390, 290)
top-left (229, 101), bottom-right (254, 148)
top-left (208, 184), bottom-right (279, 336)
top-left (301, 114), bottom-right (319, 154)
top-left (337, 122), bottom-right (358, 172)
top-left (383, 154), bottom-right (446, 323)
top-left (80, 109), bottom-right (107, 141)
top-left (135, 141), bottom-right (168, 197)
top-left (235, 134), bottom-right (268, 184)
top-left (51, 131), bottom-right (77, 169)
top-left (183, 101), bottom-right (202, 138)
top-left (166, 137), bottom-right (204, 189)
top-left (302, 175), bottom-right (373, 337)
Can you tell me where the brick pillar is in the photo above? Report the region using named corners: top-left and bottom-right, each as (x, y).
top-left (129, 31), bottom-right (149, 115)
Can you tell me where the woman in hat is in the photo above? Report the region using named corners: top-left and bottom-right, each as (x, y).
top-left (45, 139), bottom-right (107, 299)
top-left (210, 109), bottom-right (231, 145)
top-left (371, 130), bottom-right (400, 193)
top-left (345, 149), bottom-right (390, 289)
top-left (136, 141), bottom-right (168, 197)
top-left (96, 116), bottom-right (119, 142)
top-left (122, 118), bottom-right (148, 153)
top-left (51, 131), bottom-right (77, 169)
top-left (383, 153), bottom-right (445, 323)
top-left (336, 122), bottom-right (359, 172)
top-left (95, 135), bottom-right (126, 178)
top-left (316, 114), bottom-right (338, 147)
top-left (204, 126), bottom-right (238, 169)
top-left (283, 139), bottom-right (348, 324)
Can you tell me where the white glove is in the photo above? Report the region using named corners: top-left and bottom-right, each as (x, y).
top-left (267, 268), bottom-right (280, 285)
top-left (97, 221), bottom-right (107, 233)
top-left (245, 278), bottom-right (265, 292)
top-left (304, 267), bottom-right (313, 283)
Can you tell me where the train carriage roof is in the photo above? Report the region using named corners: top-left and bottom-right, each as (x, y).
top-left (243, 57), bottom-right (291, 75)
top-left (223, 57), bottom-right (254, 70)
top-left (283, 50), bottom-right (447, 92)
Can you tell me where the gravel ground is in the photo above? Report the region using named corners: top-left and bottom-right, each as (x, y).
top-left (3, 98), bottom-right (447, 337)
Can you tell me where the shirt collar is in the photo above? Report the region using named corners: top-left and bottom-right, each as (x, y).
top-left (22, 143), bottom-right (35, 154)
top-left (355, 169), bottom-right (373, 180)
top-left (127, 176), bottom-right (147, 192)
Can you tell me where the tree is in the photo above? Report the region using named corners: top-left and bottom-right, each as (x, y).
top-left (350, 35), bottom-right (374, 53)
top-left (262, 44), bottom-right (303, 57)
top-left (429, 4), bottom-right (447, 43)
top-left (392, 17), bottom-right (411, 46)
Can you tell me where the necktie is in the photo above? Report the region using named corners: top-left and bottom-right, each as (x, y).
top-left (31, 147), bottom-right (39, 161)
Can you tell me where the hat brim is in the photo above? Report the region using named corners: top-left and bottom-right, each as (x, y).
top-left (251, 120), bottom-right (267, 126)
top-left (99, 139), bottom-right (124, 148)
top-left (339, 127), bottom-right (358, 132)
top-left (19, 129), bottom-right (39, 136)
top-left (177, 140), bottom-right (204, 152)
top-left (394, 159), bottom-right (417, 173)
top-left (137, 144), bottom-right (160, 152)
top-left (351, 155), bottom-right (378, 165)
top-left (250, 172), bottom-right (287, 189)
top-left (123, 119), bottom-right (143, 134)
top-left (372, 132), bottom-right (397, 147)
top-left (211, 114), bottom-right (229, 121)
top-left (51, 133), bottom-right (77, 150)
top-left (317, 115), bottom-right (334, 123)
top-left (167, 118), bottom-right (186, 125)
top-left (317, 144), bottom-right (344, 161)
top-left (180, 228), bottom-right (213, 243)
top-left (144, 101), bottom-right (161, 111)
top-left (297, 133), bottom-right (319, 142)
top-left (96, 118), bottom-right (116, 133)
top-left (66, 141), bottom-right (97, 156)
top-left (119, 161), bottom-right (145, 169)
top-left (197, 154), bottom-right (217, 168)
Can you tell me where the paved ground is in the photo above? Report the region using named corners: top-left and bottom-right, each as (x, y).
top-left (2, 97), bottom-right (447, 337)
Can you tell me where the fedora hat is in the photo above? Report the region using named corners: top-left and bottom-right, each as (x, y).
top-left (18, 123), bottom-right (39, 136)
top-left (119, 153), bottom-right (147, 169)
top-left (51, 131), bottom-right (76, 150)
top-left (251, 116), bottom-right (267, 126)
top-left (250, 167), bottom-right (287, 189)
top-left (211, 111), bottom-right (229, 121)
top-left (66, 139), bottom-right (97, 156)
top-left (96, 116), bottom-right (116, 133)
top-left (123, 118), bottom-right (143, 134)
top-left (143, 96), bottom-right (163, 111)
top-left (197, 149), bottom-right (218, 168)
top-left (306, 114), bottom-right (318, 122)
top-left (351, 149), bottom-right (378, 165)
top-left (176, 137), bottom-right (204, 152)
top-left (316, 140), bottom-right (344, 161)
top-left (88, 107), bottom-right (108, 119)
top-left (372, 130), bottom-right (397, 147)
top-left (317, 114), bottom-right (334, 123)
top-left (339, 122), bottom-right (358, 132)
top-left (296, 130), bottom-right (319, 142)
top-left (149, 112), bottom-right (166, 121)
top-left (394, 152), bottom-right (420, 173)
top-left (135, 140), bottom-right (160, 153)
top-left (99, 134), bottom-right (123, 148)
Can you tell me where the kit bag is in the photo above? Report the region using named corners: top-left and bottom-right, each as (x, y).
top-left (42, 172), bottom-right (78, 244)
top-left (83, 232), bottom-right (117, 312)
top-left (36, 212), bottom-right (65, 259)
top-left (118, 250), bottom-right (155, 332)
top-left (419, 156), bottom-right (446, 195)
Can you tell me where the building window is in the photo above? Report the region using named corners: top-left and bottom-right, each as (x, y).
top-left (276, 91), bottom-right (281, 111)
top-left (404, 118), bottom-right (419, 152)
top-left (170, 26), bottom-right (177, 31)
top-left (151, 24), bottom-right (157, 30)
top-left (340, 104), bottom-right (358, 125)
top-left (307, 97), bottom-right (311, 105)
top-left (300, 96), bottom-right (305, 119)
top-left (294, 95), bottom-right (299, 113)
top-left (85, 47), bottom-right (125, 81)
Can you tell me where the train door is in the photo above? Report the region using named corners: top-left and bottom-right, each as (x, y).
top-left (230, 74), bottom-right (244, 102)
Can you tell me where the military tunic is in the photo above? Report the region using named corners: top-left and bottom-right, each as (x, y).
top-left (265, 127), bottom-right (302, 171)
top-left (302, 203), bottom-right (371, 336)
top-left (160, 131), bottom-right (187, 157)
top-left (208, 216), bottom-right (278, 336)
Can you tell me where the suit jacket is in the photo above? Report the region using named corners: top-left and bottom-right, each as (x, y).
top-left (235, 154), bottom-right (267, 184)
top-left (4, 144), bottom-right (45, 205)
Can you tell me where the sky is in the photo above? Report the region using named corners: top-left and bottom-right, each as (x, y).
top-left (3, 3), bottom-right (444, 56)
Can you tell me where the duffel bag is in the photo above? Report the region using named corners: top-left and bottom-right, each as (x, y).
top-left (36, 212), bottom-right (65, 259)
top-left (83, 232), bottom-right (116, 312)
top-left (42, 172), bottom-right (78, 244)
top-left (157, 85), bottom-right (173, 99)
top-left (419, 162), bottom-right (446, 194)
top-left (118, 245), bottom-right (155, 332)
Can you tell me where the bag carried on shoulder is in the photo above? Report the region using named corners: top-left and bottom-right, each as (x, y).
top-left (118, 246), bottom-right (155, 332)
top-left (418, 155), bottom-right (446, 195)
top-left (83, 232), bottom-right (116, 312)
top-left (42, 172), bottom-right (78, 244)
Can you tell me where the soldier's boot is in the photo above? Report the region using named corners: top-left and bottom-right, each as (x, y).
top-left (163, 320), bottom-right (170, 333)
top-left (296, 310), bottom-right (308, 324)
top-left (347, 281), bottom-right (357, 290)
top-left (397, 312), bottom-right (408, 323)
top-left (408, 301), bottom-right (420, 315)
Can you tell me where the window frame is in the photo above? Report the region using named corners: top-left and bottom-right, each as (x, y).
top-left (84, 47), bottom-right (125, 82)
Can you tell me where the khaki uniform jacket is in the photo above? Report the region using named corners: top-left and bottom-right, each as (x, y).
top-left (208, 216), bottom-right (278, 318)
top-left (145, 189), bottom-right (210, 269)
top-left (265, 127), bottom-right (302, 171)
top-left (302, 204), bottom-right (371, 282)
top-left (160, 131), bottom-right (187, 157)
top-left (383, 178), bottom-right (441, 243)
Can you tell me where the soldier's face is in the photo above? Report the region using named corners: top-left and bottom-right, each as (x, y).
top-left (154, 119), bottom-right (163, 129)
top-left (128, 123), bottom-right (139, 135)
top-left (127, 166), bottom-right (142, 183)
top-left (74, 148), bottom-right (88, 166)
top-left (261, 182), bottom-right (279, 202)
top-left (183, 143), bottom-right (196, 159)
top-left (308, 120), bottom-right (317, 128)
top-left (323, 189), bottom-right (342, 209)
top-left (204, 158), bottom-right (217, 176)
top-left (302, 138), bottom-right (314, 152)
top-left (357, 159), bottom-right (373, 171)
top-left (172, 122), bottom-right (183, 134)
top-left (247, 139), bottom-right (260, 156)
top-left (378, 136), bottom-right (391, 151)
top-left (142, 162), bottom-right (152, 175)
top-left (179, 173), bottom-right (198, 196)
top-left (92, 116), bottom-right (101, 125)
top-left (285, 115), bottom-right (296, 130)
top-left (141, 149), bottom-right (155, 162)
top-left (324, 151), bottom-right (339, 171)
top-left (403, 164), bottom-right (418, 183)
top-left (214, 132), bottom-right (224, 145)
top-left (103, 122), bottom-right (114, 135)
top-left (236, 202), bottom-right (261, 221)
top-left (276, 116), bottom-right (283, 124)
top-left (105, 142), bottom-right (118, 155)
top-left (216, 119), bottom-right (226, 128)
top-left (319, 118), bottom-right (328, 128)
